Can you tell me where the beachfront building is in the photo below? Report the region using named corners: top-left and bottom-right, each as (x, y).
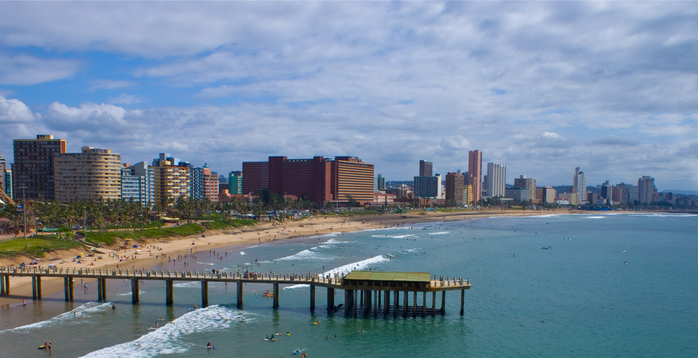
top-left (229, 171), bottom-right (243, 195)
top-left (3, 169), bottom-right (11, 200)
top-left (192, 165), bottom-right (219, 202)
top-left (506, 187), bottom-right (530, 202)
top-left (514, 175), bottom-right (536, 202)
top-left (121, 162), bottom-right (155, 206)
top-left (485, 162), bottom-right (506, 198)
top-left (536, 186), bottom-right (556, 204)
top-left (242, 156), bottom-right (374, 206)
top-left (54, 147), bottom-right (122, 202)
top-left (242, 162), bottom-right (269, 195)
top-left (601, 181), bottom-right (613, 205)
top-left (468, 150), bottom-right (482, 205)
top-left (13, 134), bottom-right (67, 200)
top-left (638, 176), bottom-right (656, 204)
top-left (414, 176), bottom-right (439, 198)
top-left (445, 172), bottom-right (465, 206)
top-left (0, 151), bottom-right (5, 196)
top-left (151, 153), bottom-right (191, 205)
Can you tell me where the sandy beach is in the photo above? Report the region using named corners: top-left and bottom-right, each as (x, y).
top-left (0, 209), bottom-right (569, 308)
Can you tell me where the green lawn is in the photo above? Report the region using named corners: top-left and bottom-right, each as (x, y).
top-left (0, 237), bottom-right (84, 258)
top-left (83, 219), bottom-right (257, 246)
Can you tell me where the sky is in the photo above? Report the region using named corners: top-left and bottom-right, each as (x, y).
top-left (0, 2), bottom-right (697, 191)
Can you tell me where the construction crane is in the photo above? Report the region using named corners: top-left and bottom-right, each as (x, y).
top-left (0, 188), bottom-right (15, 207)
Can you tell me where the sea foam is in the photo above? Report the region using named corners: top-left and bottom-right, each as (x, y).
top-left (81, 305), bottom-right (252, 358)
top-left (283, 255), bottom-right (390, 290)
top-left (0, 302), bottom-right (113, 333)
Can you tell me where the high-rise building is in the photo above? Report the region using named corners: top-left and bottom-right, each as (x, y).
top-left (192, 165), bottom-right (219, 201)
top-left (4, 168), bottom-right (12, 199)
top-left (601, 180), bottom-right (613, 205)
top-left (13, 134), bottom-right (67, 200)
top-left (414, 176), bottom-right (439, 198)
top-left (445, 172), bottom-right (465, 206)
top-left (54, 147), bottom-right (122, 202)
top-left (506, 187), bottom-right (530, 202)
top-left (228, 171), bottom-right (243, 195)
top-left (242, 161), bottom-right (269, 195)
top-left (572, 167), bottom-right (587, 205)
top-left (0, 151), bottom-right (6, 195)
top-left (243, 156), bottom-right (374, 206)
top-left (376, 174), bottom-right (386, 191)
top-left (638, 176), bottom-right (656, 203)
top-left (536, 186), bottom-right (556, 204)
top-left (435, 174), bottom-right (443, 199)
top-left (514, 175), bottom-right (536, 202)
top-left (152, 153), bottom-right (191, 204)
top-left (419, 160), bottom-right (433, 177)
top-left (121, 162), bottom-right (155, 206)
top-left (464, 184), bottom-right (473, 206)
top-left (331, 156), bottom-right (375, 204)
top-left (468, 150), bottom-right (482, 204)
top-left (485, 163), bottom-right (506, 198)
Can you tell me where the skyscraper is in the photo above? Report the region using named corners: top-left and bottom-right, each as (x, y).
top-left (54, 147), bottom-right (122, 202)
top-left (376, 174), bottom-right (386, 191)
top-left (638, 176), bottom-right (656, 204)
top-left (419, 160), bottom-right (433, 177)
top-left (445, 172), bottom-right (465, 206)
top-left (151, 153), bottom-right (191, 204)
top-left (13, 134), bottom-right (66, 200)
top-left (601, 180), bottom-right (613, 205)
top-left (191, 164), bottom-right (219, 201)
top-left (0, 151), bottom-right (6, 195)
top-left (514, 175), bottom-right (536, 202)
top-left (121, 162), bottom-right (155, 206)
top-left (486, 163), bottom-right (506, 198)
top-left (228, 171), bottom-right (243, 195)
top-left (572, 167), bottom-right (586, 205)
top-left (468, 150), bottom-right (482, 204)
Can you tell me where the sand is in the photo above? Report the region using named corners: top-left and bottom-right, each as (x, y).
top-left (0, 209), bottom-right (569, 308)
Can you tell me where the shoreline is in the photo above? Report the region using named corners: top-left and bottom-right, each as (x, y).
top-left (0, 208), bottom-right (584, 307)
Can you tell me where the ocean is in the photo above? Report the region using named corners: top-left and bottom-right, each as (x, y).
top-left (1, 213), bottom-right (697, 357)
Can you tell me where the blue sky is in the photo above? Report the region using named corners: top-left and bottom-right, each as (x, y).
top-left (1, 1), bottom-right (697, 191)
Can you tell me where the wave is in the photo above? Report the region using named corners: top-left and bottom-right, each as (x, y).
top-left (430, 232), bottom-right (449, 235)
top-left (196, 262), bottom-right (216, 266)
top-left (283, 255), bottom-right (390, 290)
top-left (118, 290), bottom-right (145, 296)
top-left (81, 305), bottom-right (252, 358)
top-left (0, 302), bottom-right (113, 333)
top-left (276, 248), bottom-right (327, 261)
top-left (173, 282), bottom-right (200, 288)
top-left (585, 216), bottom-right (606, 219)
top-left (370, 234), bottom-right (415, 239)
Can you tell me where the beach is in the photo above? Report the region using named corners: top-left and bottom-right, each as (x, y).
top-left (0, 209), bottom-right (567, 308)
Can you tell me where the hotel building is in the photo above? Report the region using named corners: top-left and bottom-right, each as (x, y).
top-left (192, 165), bottom-right (219, 201)
top-left (13, 134), bottom-right (66, 200)
top-left (485, 163), bottom-right (506, 198)
top-left (54, 147), bottom-right (122, 202)
top-left (514, 175), bottom-right (536, 202)
top-left (468, 150), bottom-right (482, 204)
top-left (445, 172), bottom-right (465, 206)
top-left (229, 171), bottom-right (243, 195)
top-left (121, 162), bottom-right (155, 206)
top-left (151, 153), bottom-right (191, 204)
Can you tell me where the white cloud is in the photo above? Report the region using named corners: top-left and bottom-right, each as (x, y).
top-left (90, 80), bottom-right (135, 91)
top-left (0, 54), bottom-right (79, 85)
top-left (0, 96), bottom-right (36, 123)
top-left (108, 94), bottom-right (145, 105)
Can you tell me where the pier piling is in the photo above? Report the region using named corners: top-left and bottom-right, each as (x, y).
top-left (166, 279), bottom-right (173, 306)
top-left (131, 279), bottom-right (139, 304)
top-left (310, 284), bottom-right (315, 310)
top-left (32, 276), bottom-right (37, 299)
top-left (460, 289), bottom-right (465, 315)
top-left (441, 291), bottom-right (446, 315)
top-left (272, 283), bottom-right (279, 308)
top-left (201, 281), bottom-right (209, 308)
top-left (384, 291), bottom-right (390, 316)
top-left (236, 282), bottom-right (243, 308)
top-left (0, 275), bottom-right (5, 296)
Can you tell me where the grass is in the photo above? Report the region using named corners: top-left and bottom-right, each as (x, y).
top-left (330, 210), bottom-right (382, 216)
top-left (82, 219), bottom-right (258, 246)
top-left (0, 237), bottom-right (84, 258)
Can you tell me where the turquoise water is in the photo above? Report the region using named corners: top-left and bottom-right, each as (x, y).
top-left (1, 213), bottom-right (697, 357)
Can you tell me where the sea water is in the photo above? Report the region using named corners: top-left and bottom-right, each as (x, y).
top-left (1, 213), bottom-right (697, 357)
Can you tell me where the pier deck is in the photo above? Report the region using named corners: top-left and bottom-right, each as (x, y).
top-left (1, 266), bottom-right (471, 317)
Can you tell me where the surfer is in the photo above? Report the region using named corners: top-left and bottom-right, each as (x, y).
top-left (207, 342), bottom-right (213, 349)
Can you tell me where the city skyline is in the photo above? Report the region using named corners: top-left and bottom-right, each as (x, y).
top-left (1, 3), bottom-right (697, 190)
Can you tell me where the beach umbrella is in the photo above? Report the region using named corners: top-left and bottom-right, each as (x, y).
top-left (133, 245), bottom-right (139, 248)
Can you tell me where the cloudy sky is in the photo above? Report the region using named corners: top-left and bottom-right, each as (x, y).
top-left (1, 2), bottom-right (697, 191)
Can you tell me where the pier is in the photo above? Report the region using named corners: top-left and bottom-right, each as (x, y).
top-left (0, 266), bottom-right (471, 317)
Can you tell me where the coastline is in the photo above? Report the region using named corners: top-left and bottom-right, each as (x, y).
top-left (0, 209), bottom-right (570, 307)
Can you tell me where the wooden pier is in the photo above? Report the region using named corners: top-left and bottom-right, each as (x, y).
top-left (0, 266), bottom-right (471, 317)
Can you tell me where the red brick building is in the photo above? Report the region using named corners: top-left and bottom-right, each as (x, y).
top-left (243, 156), bottom-right (374, 207)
